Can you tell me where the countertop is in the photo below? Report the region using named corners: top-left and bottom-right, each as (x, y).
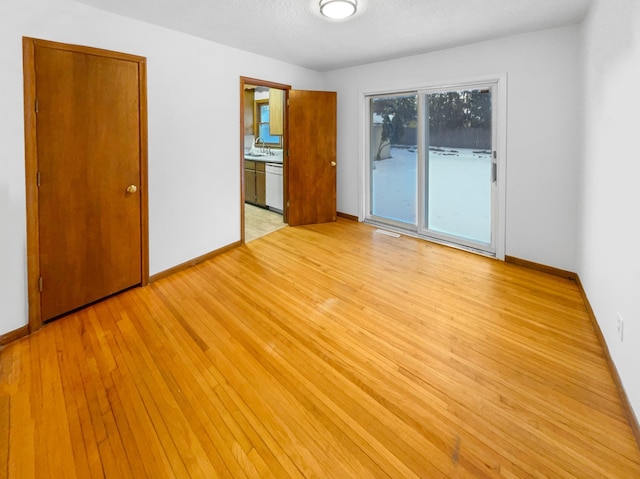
top-left (244, 154), bottom-right (283, 164)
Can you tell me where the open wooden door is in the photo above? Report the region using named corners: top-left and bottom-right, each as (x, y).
top-left (24, 38), bottom-right (148, 325)
top-left (287, 90), bottom-right (337, 226)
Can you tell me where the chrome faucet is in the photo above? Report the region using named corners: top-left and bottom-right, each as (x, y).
top-left (254, 137), bottom-right (265, 154)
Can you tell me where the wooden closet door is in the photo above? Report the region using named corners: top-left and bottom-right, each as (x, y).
top-left (35, 43), bottom-right (144, 321)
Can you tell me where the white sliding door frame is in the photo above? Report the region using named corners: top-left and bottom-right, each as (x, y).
top-left (418, 81), bottom-right (498, 255)
top-left (360, 73), bottom-right (507, 260)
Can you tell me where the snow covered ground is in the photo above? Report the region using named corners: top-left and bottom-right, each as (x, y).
top-left (371, 147), bottom-right (491, 244)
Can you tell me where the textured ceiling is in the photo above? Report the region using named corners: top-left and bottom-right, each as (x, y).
top-left (76, 0), bottom-right (592, 72)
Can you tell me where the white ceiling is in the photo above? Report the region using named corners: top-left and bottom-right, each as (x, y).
top-left (76, 0), bottom-right (592, 72)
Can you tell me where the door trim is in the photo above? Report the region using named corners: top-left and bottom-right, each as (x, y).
top-left (239, 77), bottom-right (291, 244)
top-left (22, 37), bottom-right (149, 332)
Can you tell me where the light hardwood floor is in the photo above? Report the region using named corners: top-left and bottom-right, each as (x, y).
top-left (1, 220), bottom-right (639, 478)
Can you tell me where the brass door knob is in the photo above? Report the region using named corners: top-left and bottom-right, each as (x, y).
top-left (126, 185), bottom-right (138, 194)
top-left (330, 161), bottom-right (337, 167)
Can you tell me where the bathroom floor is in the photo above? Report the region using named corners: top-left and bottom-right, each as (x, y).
top-left (244, 203), bottom-right (286, 242)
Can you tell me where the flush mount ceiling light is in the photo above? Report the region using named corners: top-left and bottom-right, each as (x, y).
top-left (320, 0), bottom-right (357, 19)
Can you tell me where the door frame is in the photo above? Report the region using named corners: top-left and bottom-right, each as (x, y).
top-left (360, 73), bottom-right (507, 260)
top-left (22, 37), bottom-right (149, 332)
top-left (239, 77), bottom-right (291, 244)
top-left (417, 81), bottom-right (499, 255)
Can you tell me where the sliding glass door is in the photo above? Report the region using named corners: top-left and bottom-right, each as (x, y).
top-left (369, 94), bottom-right (418, 226)
top-left (367, 82), bottom-right (498, 255)
top-left (422, 86), bottom-right (495, 252)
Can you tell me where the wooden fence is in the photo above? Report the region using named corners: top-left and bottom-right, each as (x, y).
top-left (428, 127), bottom-right (491, 149)
top-left (395, 127), bottom-right (491, 150)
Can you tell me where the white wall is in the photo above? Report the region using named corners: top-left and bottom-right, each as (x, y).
top-left (322, 26), bottom-right (582, 271)
top-left (0, 0), bottom-right (321, 335)
top-left (579, 0), bottom-right (640, 421)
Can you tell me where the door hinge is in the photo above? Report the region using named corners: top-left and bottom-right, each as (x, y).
top-left (37, 171), bottom-right (41, 187)
top-left (286, 99), bottom-right (290, 106)
top-left (493, 150), bottom-right (497, 159)
top-left (35, 99), bottom-right (39, 113)
top-left (38, 277), bottom-right (43, 292)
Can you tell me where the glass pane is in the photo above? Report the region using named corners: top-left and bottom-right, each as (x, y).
top-left (259, 123), bottom-right (280, 144)
top-left (370, 94), bottom-right (418, 225)
top-left (260, 104), bottom-right (270, 123)
top-left (258, 104), bottom-right (280, 145)
top-left (426, 89), bottom-right (492, 244)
